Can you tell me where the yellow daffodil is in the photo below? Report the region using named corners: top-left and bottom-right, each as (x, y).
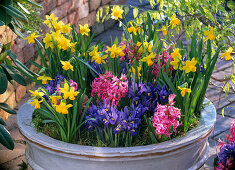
top-left (182, 58), bottom-right (197, 73)
top-left (50, 96), bottom-right (62, 105)
top-left (51, 31), bottom-right (61, 42)
top-left (60, 60), bottom-right (74, 71)
top-left (37, 75), bottom-right (52, 84)
top-left (59, 82), bottom-right (69, 93)
top-left (170, 57), bottom-right (181, 70)
top-left (128, 22), bottom-right (140, 35)
top-left (61, 23), bottom-right (72, 34)
top-left (29, 90), bottom-right (44, 98)
top-left (55, 101), bottom-right (72, 114)
top-left (141, 52), bottom-right (156, 66)
top-left (138, 41), bottom-right (152, 53)
top-left (178, 86), bottom-right (191, 97)
top-left (170, 13), bottom-right (180, 29)
top-left (29, 99), bottom-right (43, 109)
top-left (91, 53), bottom-right (107, 64)
top-left (79, 24), bottom-right (90, 36)
top-left (89, 46), bottom-right (99, 57)
top-left (53, 21), bottom-right (64, 32)
top-left (129, 66), bottom-right (141, 79)
top-left (59, 82), bottom-right (79, 100)
top-left (161, 26), bottom-right (167, 36)
top-left (57, 35), bottom-right (71, 51)
top-left (171, 48), bottom-right (182, 59)
top-left (43, 33), bottom-right (54, 49)
top-left (220, 47), bottom-right (233, 61)
top-left (136, 41), bottom-right (142, 47)
top-left (204, 27), bottom-right (215, 41)
top-left (106, 44), bottom-right (125, 58)
top-left (24, 33), bottom-right (39, 44)
top-left (111, 6), bottom-right (124, 20)
top-left (70, 42), bottom-right (77, 53)
top-left (44, 13), bottom-right (58, 27)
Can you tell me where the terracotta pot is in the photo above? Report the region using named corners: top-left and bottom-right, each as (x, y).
top-left (17, 99), bottom-right (216, 170)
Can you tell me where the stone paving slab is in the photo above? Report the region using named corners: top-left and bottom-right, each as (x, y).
top-left (210, 114), bottom-right (234, 138)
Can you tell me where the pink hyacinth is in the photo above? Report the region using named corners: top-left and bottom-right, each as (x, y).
top-left (152, 50), bottom-right (173, 77)
top-left (152, 94), bottom-right (181, 137)
top-left (91, 71), bottom-right (128, 104)
top-left (217, 119), bottom-right (235, 150)
top-left (230, 119), bottom-right (235, 143)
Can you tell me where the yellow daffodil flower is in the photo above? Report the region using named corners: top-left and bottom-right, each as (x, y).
top-left (182, 58), bottom-right (197, 73)
top-left (178, 86), bottom-right (192, 97)
top-left (50, 96), bottom-right (62, 105)
top-left (128, 22), bottom-right (140, 35)
top-left (29, 90), bottom-right (44, 98)
top-left (44, 13), bottom-right (58, 27)
top-left (53, 21), bottom-right (64, 32)
top-left (55, 101), bottom-right (72, 114)
top-left (59, 82), bottom-right (69, 93)
top-left (161, 26), bottom-right (167, 36)
top-left (60, 61), bottom-right (74, 71)
top-left (138, 41), bottom-right (152, 53)
top-left (204, 27), bottom-right (215, 41)
top-left (141, 52), bottom-right (156, 66)
top-left (37, 75), bottom-right (52, 84)
top-left (106, 44), bottom-right (126, 58)
top-left (43, 33), bottom-right (54, 49)
top-left (57, 35), bottom-right (71, 51)
top-left (61, 23), bottom-right (72, 34)
top-left (29, 99), bottom-right (43, 109)
top-left (220, 47), bottom-right (233, 61)
top-left (70, 42), bottom-right (77, 53)
top-left (111, 6), bottom-right (124, 20)
top-left (171, 48), bottom-right (182, 59)
top-left (170, 13), bottom-right (180, 29)
top-left (89, 46), bottom-right (99, 56)
top-left (59, 83), bottom-right (79, 100)
top-left (79, 24), bottom-right (90, 36)
top-left (24, 33), bottom-right (39, 44)
top-left (136, 41), bottom-right (142, 47)
top-left (170, 57), bottom-right (181, 70)
top-left (129, 66), bottom-right (141, 79)
top-left (91, 53), bottom-right (107, 64)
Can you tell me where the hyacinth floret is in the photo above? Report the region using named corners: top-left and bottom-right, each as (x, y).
top-left (91, 71), bottom-right (128, 103)
top-left (153, 94), bottom-right (182, 137)
top-left (152, 51), bottom-right (173, 77)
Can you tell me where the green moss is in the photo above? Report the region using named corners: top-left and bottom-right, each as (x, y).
top-left (32, 110), bottom-right (61, 140)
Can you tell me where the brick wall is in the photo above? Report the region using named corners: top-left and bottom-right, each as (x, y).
top-left (0, 0), bottom-right (127, 120)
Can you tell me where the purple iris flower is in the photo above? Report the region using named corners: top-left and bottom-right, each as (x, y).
top-left (218, 142), bottom-right (235, 166)
top-left (130, 129), bottom-right (138, 136)
top-left (159, 85), bottom-right (170, 103)
top-left (45, 74), bottom-right (67, 95)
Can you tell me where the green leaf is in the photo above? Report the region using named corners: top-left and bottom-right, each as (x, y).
top-left (230, 74), bottom-right (235, 84)
top-left (0, 103), bottom-right (16, 114)
top-left (8, 23), bottom-right (24, 38)
top-left (0, 6), bottom-right (12, 25)
top-left (221, 107), bottom-right (225, 118)
top-left (0, 124), bottom-right (14, 150)
top-left (2, 4), bottom-right (28, 22)
top-left (24, 0), bottom-right (43, 8)
top-left (0, 68), bottom-right (8, 94)
top-left (133, 8), bottom-right (138, 18)
top-left (0, 118), bottom-right (6, 126)
top-left (1, 64), bottom-right (26, 86)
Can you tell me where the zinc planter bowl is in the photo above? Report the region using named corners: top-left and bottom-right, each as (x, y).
top-left (17, 99), bottom-right (216, 170)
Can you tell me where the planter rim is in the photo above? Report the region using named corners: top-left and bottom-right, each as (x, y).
top-left (17, 98), bottom-right (216, 158)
